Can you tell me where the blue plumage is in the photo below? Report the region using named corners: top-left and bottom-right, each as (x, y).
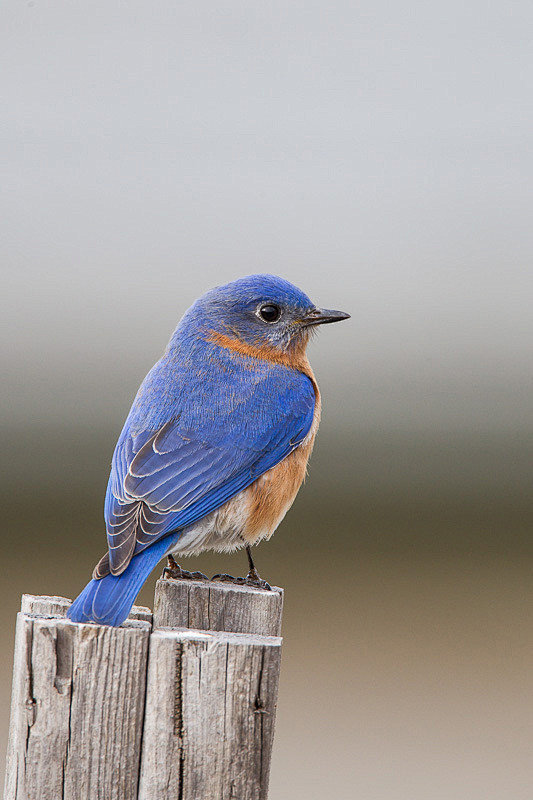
top-left (68, 537), bottom-right (174, 626)
top-left (67, 274), bottom-right (349, 626)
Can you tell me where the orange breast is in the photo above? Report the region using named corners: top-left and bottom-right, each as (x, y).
top-left (242, 374), bottom-right (321, 544)
top-left (239, 439), bottom-right (312, 544)
top-left (207, 326), bottom-right (322, 544)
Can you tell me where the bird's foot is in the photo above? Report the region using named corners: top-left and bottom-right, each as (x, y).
top-left (163, 565), bottom-right (209, 581)
top-left (211, 572), bottom-right (246, 585)
top-left (162, 554), bottom-right (208, 582)
top-left (244, 567), bottom-right (271, 591)
top-left (211, 570), bottom-right (271, 591)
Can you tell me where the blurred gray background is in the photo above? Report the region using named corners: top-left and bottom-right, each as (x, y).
top-left (2, 1), bottom-right (532, 798)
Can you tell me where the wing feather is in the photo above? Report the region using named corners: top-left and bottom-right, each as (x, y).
top-left (101, 364), bottom-right (316, 576)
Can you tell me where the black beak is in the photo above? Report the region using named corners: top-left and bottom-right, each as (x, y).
top-left (303, 307), bottom-right (351, 327)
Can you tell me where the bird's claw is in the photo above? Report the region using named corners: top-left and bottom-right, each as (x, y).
top-left (162, 557), bottom-right (208, 582)
top-left (211, 570), bottom-right (271, 591)
top-left (211, 573), bottom-right (246, 585)
top-left (244, 568), bottom-right (271, 590)
top-left (163, 566), bottom-right (209, 581)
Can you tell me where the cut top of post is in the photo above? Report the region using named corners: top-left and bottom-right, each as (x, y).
top-left (20, 594), bottom-right (153, 625)
top-left (153, 578), bottom-right (284, 637)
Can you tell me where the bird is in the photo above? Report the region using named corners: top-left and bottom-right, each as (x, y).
top-left (67, 274), bottom-right (349, 626)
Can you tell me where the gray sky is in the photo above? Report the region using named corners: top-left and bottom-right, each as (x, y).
top-left (2, 0), bottom-right (532, 434)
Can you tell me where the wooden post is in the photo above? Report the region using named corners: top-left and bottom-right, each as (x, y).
top-left (137, 578), bottom-right (283, 800)
top-left (4, 598), bottom-right (151, 800)
top-left (6, 582), bottom-right (283, 800)
top-left (153, 577), bottom-right (283, 636)
top-left (138, 627), bottom-right (282, 800)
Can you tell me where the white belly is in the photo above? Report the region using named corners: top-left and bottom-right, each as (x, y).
top-left (167, 489), bottom-right (252, 557)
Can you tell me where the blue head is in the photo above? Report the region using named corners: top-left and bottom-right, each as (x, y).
top-left (178, 274), bottom-right (350, 353)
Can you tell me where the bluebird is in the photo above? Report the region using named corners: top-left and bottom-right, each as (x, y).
top-left (67, 275), bottom-right (349, 626)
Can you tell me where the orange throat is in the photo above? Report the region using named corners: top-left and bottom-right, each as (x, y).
top-left (206, 329), bottom-right (317, 382)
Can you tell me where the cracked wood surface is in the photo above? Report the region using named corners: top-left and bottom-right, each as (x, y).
top-left (153, 578), bottom-right (283, 637)
top-left (4, 607), bottom-right (151, 800)
top-left (7, 585), bottom-right (283, 800)
top-left (19, 594), bottom-right (153, 625)
top-left (137, 628), bottom-right (282, 800)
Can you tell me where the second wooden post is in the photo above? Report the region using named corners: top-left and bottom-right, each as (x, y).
top-left (138, 577), bottom-right (284, 800)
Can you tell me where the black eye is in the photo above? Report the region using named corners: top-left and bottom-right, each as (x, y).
top-left (259, 304), bottom-right (281, 323)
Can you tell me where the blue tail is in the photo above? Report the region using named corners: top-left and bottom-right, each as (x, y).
top-left (67, 537), bottom-right (173, 627)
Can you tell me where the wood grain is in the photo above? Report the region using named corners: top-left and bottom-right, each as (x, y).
top-left (137, 628), bottom-right (282, 800)
top-left (4, 611), bottom-right (151, 800)
top-left (153, 578), bottom-right (283, 636)
top-left (8, 585), bottom-right (283, 799)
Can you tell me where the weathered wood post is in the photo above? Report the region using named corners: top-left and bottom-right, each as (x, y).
top-left (4, 596), bottom-right (151, 800)
top-left (153, 576), bottom-right (284, 635)
top-left (4, 580), bottom-right (284, 800)
top-left (138, 578), bottom-right (283, 800)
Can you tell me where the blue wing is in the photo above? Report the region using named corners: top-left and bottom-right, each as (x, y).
top-left (95, 358), bottom-right (316, 578)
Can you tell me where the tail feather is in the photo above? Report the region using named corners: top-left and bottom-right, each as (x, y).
top-left (67, 537), bottom-right (172, 627)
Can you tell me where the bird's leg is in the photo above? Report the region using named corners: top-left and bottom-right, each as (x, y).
top-left (211, 546), bottom-right (271, 590)
top-left (162, 553), bottom-right (208, 581)
top-left (244, 545), bottom-right (271, 590)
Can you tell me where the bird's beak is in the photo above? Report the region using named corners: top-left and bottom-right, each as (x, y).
top-left (302, 307), bottom-right (351, 327)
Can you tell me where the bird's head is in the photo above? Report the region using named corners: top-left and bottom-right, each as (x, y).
top-left (184, 274), bottom-right (350, 355)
